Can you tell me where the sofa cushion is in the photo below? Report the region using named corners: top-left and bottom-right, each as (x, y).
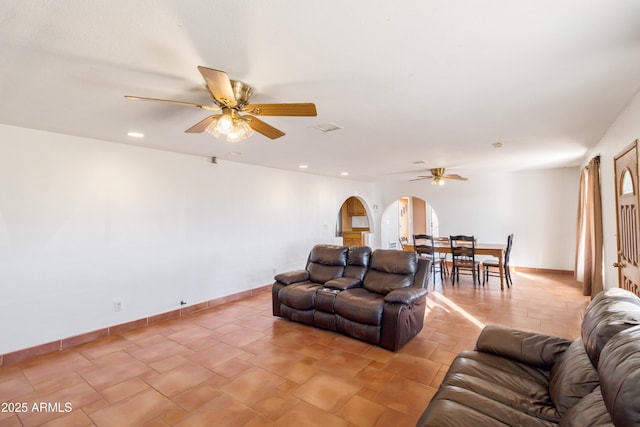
top-left (278, 283), bottom-right (321, 310)
top-left (446, 351), bottom-right (558, 420)
top-left (559, 387), bottom-right (613, 427)
top-left (335, 316), bottom-right (380, 344)
top-left (363, 250), bottom-right (417, 295)
top-left (417, 350), bottom-right (560, 426)
top-left (274, 269), bottom-right (309, 285)
top-left (548, 338), bottom-right (599, 416)
top-left (307, 244), bottom-right (348, 284)
top-left (343, 245), bottom-right (371, 281)
top-left (598, 324), bottom-right (640, 426)
top-left (324, 277), bottom-right (361, 290)
top-left (417, 386), bottom-right (558, 427)
top-left (581, 288), bottom-right (640, 367)
top-left (369, 249), bottom-right (417, 274)
top-left (309, 244), bottom-right (348, 265)
top-left (475, 325), bottom-right (571, 369)
top-left (334, 288), bottom-right (384, 325)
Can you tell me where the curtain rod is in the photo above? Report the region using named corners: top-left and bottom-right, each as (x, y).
top-left (584, 155), bottom-right (600, 170)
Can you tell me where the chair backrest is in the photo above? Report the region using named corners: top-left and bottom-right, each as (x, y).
top-left (363, 249), bottom-right (418, 295)
top-left (504, 234), bottom-right (514, 265)
top-left (344, 245), bottom-right (372, 281)
top-left (450, 235), bottom-right (476, 261)
top-left (398, 236), bottom-right (409, 250)
top-left (413, 234), bottom-right (435, 257)
top-left (305, 244), bottom-right (348, 284)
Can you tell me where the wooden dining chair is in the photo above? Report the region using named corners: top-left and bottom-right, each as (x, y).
top-left (413, 234), bottom-right (445, 283)
top-left (450, 235), bottom-right (481, 286)
top-left (434, 236), bottom-right (450, 277)
top-left (482, 234), bottom-right (513, 287)
top-left (398, 236), bottom-right (409, 250)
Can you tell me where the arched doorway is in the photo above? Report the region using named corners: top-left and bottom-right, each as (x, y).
top-left (380, 196), bottom-right (440, 249)
top-left (336, 196), bottom-right (371, 246)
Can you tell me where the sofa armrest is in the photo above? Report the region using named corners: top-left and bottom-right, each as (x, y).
top-left (325, 277), bottom-right (361, 290)
top-left (475, 324), bottom-right (572, 369)
top-left (413, 257), bottom-right (431, 288)
top-left (384, 286), bottom-right (428, 304)
top-left (274, 270), bottom-right (309, 285)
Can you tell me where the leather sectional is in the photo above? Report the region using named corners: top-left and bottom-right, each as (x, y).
top-left (417, 287), bottom-right (640, 426)
top-left (272, 244), bottom-right (431, 351)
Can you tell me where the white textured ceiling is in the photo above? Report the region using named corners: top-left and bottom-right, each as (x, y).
top-left (2, 1), bottom-right (640, 181)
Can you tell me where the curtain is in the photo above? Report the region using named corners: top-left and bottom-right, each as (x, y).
top-left (575, 156), bottom-right (604, 298)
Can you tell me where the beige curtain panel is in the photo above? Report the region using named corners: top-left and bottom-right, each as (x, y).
top-left (575, 156), bottom-right (604, 298)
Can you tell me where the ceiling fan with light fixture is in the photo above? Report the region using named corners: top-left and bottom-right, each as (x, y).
top-left (410, 168), bottom-right (468, 186)
top-left (125, 66), bottom-right (317, 142)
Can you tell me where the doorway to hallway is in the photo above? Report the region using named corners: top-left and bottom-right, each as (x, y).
top-left (380, 196), bottom-right (440, 250)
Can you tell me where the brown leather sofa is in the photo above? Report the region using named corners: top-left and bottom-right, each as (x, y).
top-left (417, 288), bottom-right (640, 426)
top-left (272, 244), bottom-right (430, 351)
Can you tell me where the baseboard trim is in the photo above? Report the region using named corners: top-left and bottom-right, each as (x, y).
top-left (0, 284), bottom-right (272, 367)
top-left (442, 262), bottom-right (574, 276)
top-left (512, 266), bottom-right (574, 275)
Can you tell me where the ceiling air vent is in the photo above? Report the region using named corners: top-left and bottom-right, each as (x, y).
top-left (313, 123), bottom-right (342, 133)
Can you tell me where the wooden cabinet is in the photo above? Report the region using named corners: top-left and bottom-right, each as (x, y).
top-left (346, 197), bottom-right (366, 216)
top-left (343, 231), bottom-right (364, 246)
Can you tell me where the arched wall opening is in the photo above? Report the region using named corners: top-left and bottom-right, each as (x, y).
top-left (380, 196), bottom-right (440, 249)
top-left (335, 195), bottom-right (374, 246)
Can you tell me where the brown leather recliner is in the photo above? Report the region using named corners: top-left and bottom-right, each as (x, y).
top-left (272, 244), bottom-right (430, 351)
top-left (417, 288), bottom-right (640, 426)
top-left (272, 244), bottom-right (350, 325)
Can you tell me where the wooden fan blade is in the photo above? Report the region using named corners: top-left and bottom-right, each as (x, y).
top-left (409, 177), bottom-right (432, 181)
top-left (442, 174), bottom-right (468, 181)
top-left (243, 103), bottom-right (317, 116)
top-left (124, 95), bottom-right (219, 111)
top-left (243, 115), bottom-right (285, 140)
top-left (197, 66), bottom-right (237, 107)
top-left (185, 115), bottom-right (219, 133)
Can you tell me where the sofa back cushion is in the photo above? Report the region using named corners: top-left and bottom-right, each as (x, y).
top-left (344, 246), bottom-right (372, 281)
top-left (581, 288), bottom-right (640, 367)
top-left (363, 249), bottom-right (417, 295)
top-left (306, 244), bottom-right (348, 284)
top-left (598, 324), bottom-right (640, 426)
top-left (548, 338), bottom-right (599, 416)
top-left (558, 387), bottom-right (612, 427)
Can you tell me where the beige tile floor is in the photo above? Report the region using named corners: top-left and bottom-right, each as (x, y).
top-left (0, 271), bottom-right (590, 426)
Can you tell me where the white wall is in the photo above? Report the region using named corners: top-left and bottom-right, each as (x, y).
top-left (0, 122), bottom-right (584, 355)
top-left (0, 125), bottom-right (375, 354)
top-left (581, 89), bottom-right (640, 289)
top-left (374, 167), bottom-right (580, 270)
top-left (380, 200), bottom-right (400, 249)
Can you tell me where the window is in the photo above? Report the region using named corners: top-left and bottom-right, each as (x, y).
top-left (621, 168), bottom-right (634, 195)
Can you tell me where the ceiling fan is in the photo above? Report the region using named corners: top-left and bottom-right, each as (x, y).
top-left (125, 66), bottom-right (317, 142)
top-left (410, 168), bottom-right (468, 186)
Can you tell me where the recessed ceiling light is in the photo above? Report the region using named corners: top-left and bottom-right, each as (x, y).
top-left (127, 132), bottom-right (144, 138)
top-left (493, 142), bottom-right (504, 148)
top-left (412, 160), bottom-right (426, 165)
top-left (229, 151), bottom-right (241, 156)
top-left (298, 164), bottom-right (308, 169)
top-left (340, 172), bottom-right (349, 176)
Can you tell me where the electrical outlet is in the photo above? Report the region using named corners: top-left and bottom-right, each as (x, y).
top-left (114, 302), bottom-right (122, 312)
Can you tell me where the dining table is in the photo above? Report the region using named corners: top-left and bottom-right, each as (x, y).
top-left (403, 242), bottom-right (508, 290)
